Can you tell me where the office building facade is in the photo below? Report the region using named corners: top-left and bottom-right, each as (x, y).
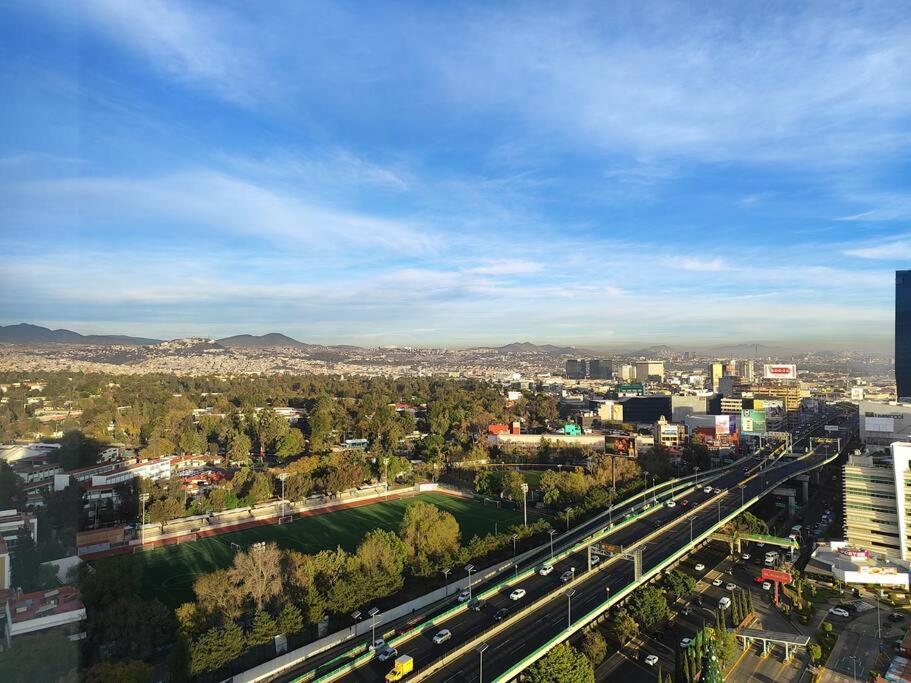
top-left (898, 270), bottom-right (911, 401)
top-left (859, 400), bottom-right (911, 446)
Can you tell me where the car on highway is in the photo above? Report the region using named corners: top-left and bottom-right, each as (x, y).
top-left (456, 589), bottom-right (470, 602)
top-left (694, 563), bottom-right (706, 572)
top-left (725, 582), bottom-right (736, 591)
top-left (741, 553), bottom-right (751, 560)
top-left (712, 577), bottom-right (724, 587)
top-left (539, 564), bottom-right (554, 576)
top-left (468, 598), bottom-right (485, 611)
top-left (703, 486), bottom-right (713, 493)
top-left (493, 607), bottom-right (509, 622)
top-left (889, 613), bottom-right (905, 622)
top-left (713, 487), bottom-right (722, 494)
top-left (590, 554), bottom-right (601, 566)
top-left (432, 629), bottom-right (452, 645)
top-left (762, 581), bottom-right (771, 591)
top-left (377, 646), bottom-right (398, 662)
top-left (718, 596), bottom-right (731, 610)
top-left (681, 499), bottom-right (689, 507)
top-left (645, 654), bottom-right (659, 666)
top-left (370, 638), bottom-right (387, 652)
top-left (509, 588), bottom-right (527, 601)
top-left (829, 607), bottom-right (850, 618)
top-left (560, 569), bottom-right (575, 583)
top-left (680, 637), bottom-right (692, 648)
top-left (665, 500), bottom-right (676, 508)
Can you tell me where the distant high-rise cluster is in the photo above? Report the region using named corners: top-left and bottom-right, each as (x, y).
top-left (565, 358), bottom-right (612, 380)
top-left (898, 270), bottom-right (911, 401)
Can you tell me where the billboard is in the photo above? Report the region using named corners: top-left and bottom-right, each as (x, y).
top-left (865, 416), bottom-right (895, 433)
top-left (740, 409), bottom-right (767, 435)
top-left (762, 400), bottom-right (785, 422)
top-left (763, 364), bottom-right (797, 380)
top-left (605, 435), bottom-right (636, 457)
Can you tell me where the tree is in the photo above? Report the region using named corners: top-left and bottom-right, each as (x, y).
top-left (630, 586), bottom-right (669, 631)
top-left (84, 660), bottom-right (153, 683)
top-left (0, 461), bottom-right (25, 508)
top-left (525, 642), bottom-right (594, 683)
top-left (501, 470), bottom-right (527, 502)
top-left (808, 642), bottom-right (822, 663)
top-left (194, 569), bottom-right (244, 622)
top-left (276, 603), bottom-right (304, 635)
top-left (355, 529), bottom-right (408, 596)
top-left (701, 636), bottom-right (724, 683)
top-left (607, 608), bottom-right (639, 647)
top-left (229, 542), bottom-right (283, 611)
top-left (247, 610), bottom-right (278, 646)
top-left (190, 621), bottom-right (246, 675)
top-left (227, 431), bottom-right (252, 464)
top-left (248, 471), bottom-right (275, 504)
top-left (275, 427), bottom-right (306, 460)
top-left (399, 500), bottom-right (461, 576)
top-left (581, 627), bottom-right (607, 666)
top-left (148, 496), bottom-right (185, 528)
top-left (663, 570), bottom-right (696, 602)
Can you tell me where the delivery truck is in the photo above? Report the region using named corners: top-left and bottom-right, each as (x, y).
top-left (386, 654), bottom-right (414, 682)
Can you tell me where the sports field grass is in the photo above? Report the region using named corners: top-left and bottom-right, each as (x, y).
top-left (100, 492), bottom-right (526, 608)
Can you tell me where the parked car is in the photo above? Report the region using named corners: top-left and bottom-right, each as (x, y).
top-left (645, 654), bottom-right (659, 666)
top-left (829, 607), bottom-right (850, 618)
top-left (493, 607), bottom-right (509, 622)
top-left (509, 588), bottom-right (527, 601)
top-left (694, 563), bottom-right (706, 572)
top-left (432, 629), bottom-right (452, 645)
top-left (457, 589), bottom-right (471, 602)
top-left (538, 564), bottom-right (554, 576)
top-left (377, 646), bottom-right (398, 662)
top-left (468, 598), bottom-right (485, 611)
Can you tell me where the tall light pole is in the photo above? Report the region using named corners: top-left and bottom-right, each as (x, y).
top-left (368, 607), bottom-right (380, 644)
top-left (565, 588), bottom-right (576, 628)
top-left (383, 457), bottom-right (390, 499)
top-left (350, 610), bottom-right (361, 636)
top-left (717, 499), bottom-right (721, 523)
top-left (521, 482), bottom-right (529, 527)
top-left (279, 472), bottom-right (289, 521)
top-left (477, 643), bottom-right (488, 683)
top-left (465, 564), bottom-right (475, 599)
top-left (442, 567), bottom-right (451, 596)
top-left (549, 529), bottom-right (557, 559)
top-left (139, 492), bottom-right (149, 547)
top-left (565, 507), bottom-right (573, 531)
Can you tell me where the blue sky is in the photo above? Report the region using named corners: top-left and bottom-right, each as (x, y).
top-left (1, 1), bottom-right (909, 349)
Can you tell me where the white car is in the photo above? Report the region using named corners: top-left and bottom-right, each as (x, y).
top-left (680, 637), bottom-right (692, 648)
top-left (457, 589), bottom-right (471, 602)
top-left (762, 581), bottom-right (771, 591)
top-left (725, 582), bottom-right (736, 591)
top-left (665, 500), bottom-right (676, 508)
top-left (829, 607), bottom-right (850, 618)
top-left (694, 563), bottom-right (706, 572)
top-left (432, 629), bottom-right (452, 645)
top-left (713, 487), bottom-right (722, 494)
top-left (369, 638), bottom-right (386, 651)
top-left (509, 588), bottom-right (527, 601)
top-left (718, 596), bottom-right (731, 610)
top-left (538, 564), bottom-right (554, 576)
top-left (590, 554), bottom-right (601, 566)
top-left (645, 654), bottom-right (659, 666)
top-left (712, 577), bottom-right (724, 587)
top-left (703, 486), bottom-right (713, 493)
top-left (741, 553), bottom-right (751, 560)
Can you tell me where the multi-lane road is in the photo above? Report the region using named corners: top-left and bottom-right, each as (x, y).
top-left (335, 412), bottom-right (850, 683)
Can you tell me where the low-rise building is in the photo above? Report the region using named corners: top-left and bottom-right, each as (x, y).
top-left (488, 432), bottom-right (606, 451)
top-left (2, 585), bottom-right (86, 647)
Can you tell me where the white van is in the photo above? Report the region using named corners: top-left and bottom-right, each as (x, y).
top-left (764, 551), bottom-right (779, 566)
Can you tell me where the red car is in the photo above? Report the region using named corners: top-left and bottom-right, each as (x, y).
top-left (680, 500), bottom-right (689, 507)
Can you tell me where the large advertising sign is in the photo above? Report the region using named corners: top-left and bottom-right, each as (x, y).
top-left (605, 435), bottom-right (636, 457)
top-left (762, 400), bottom-right (785, 422)
top-left (740, 409), bottom-right (767, 435)
top-left (763, 364), bottom-right (797, 380)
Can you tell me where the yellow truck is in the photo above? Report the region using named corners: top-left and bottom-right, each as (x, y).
top-left (386, 654), bottom-right (414, 681)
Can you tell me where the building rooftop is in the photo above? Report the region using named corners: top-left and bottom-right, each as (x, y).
top-left (7, 585), bottom-right (84, 624)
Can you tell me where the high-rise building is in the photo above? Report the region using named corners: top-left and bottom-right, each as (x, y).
top-left (734, 359), bottom-right (755, 381)
top-left (707, 362), bottom-right (725, 391)
top-left (565, 358), bottom-right (613, 380)
top-left (565, 359), bottom-right (585, 380)
top-left (898, 270), bottom-right (911, 401)
top-left (635, 360), bottom-right (665, 382)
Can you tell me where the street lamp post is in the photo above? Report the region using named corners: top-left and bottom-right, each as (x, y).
top-left (442, 567), bottom-right (451, 596)
top-left (565, 507), bottom-right (573, 531)
top-left (565, 589), bottom-right (576, 628)
top-left (368, 607), bottom-right (380, 644)
top-left (350, 610), bottom-right (361, 636)
top-left (477, 643), bottom-right (488, 683)
top-left (521, 482), bottom-right (529, 527)
top-left (549, 530), bottom-right (557, 559)
top-left (717, 500), bottom-right (721, 523)
top-left (278, 472), bottom-right (289, 521)
top-left (465, 564), bottom-right (475, 600)
top-left (139, 492), bottom-right (150, 547)
top-left (383, 457), bottom-right (390, 499)
top-left (512, 533), bottom-right (518, 559)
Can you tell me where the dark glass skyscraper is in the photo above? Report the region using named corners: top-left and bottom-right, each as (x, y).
top-left (898, 270), bottom-right (911, 400)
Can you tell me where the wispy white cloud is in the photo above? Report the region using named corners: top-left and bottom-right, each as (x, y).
top-left (677, 257), bottom-right (731, 273)
top-left (844, 238), bottom-right (911, 260)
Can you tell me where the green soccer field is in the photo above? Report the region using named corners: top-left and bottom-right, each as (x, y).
top-left (99, 492), bottom-right (525, 608)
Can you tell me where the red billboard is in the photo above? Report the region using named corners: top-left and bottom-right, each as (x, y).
top-left (761, 568), bottom-right (792, 584)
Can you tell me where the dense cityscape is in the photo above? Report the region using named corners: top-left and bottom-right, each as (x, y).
top-left (2, 3), bottom-right (911, 683)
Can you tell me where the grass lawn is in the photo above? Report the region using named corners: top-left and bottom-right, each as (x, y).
top-left (98, 493), bottom-right (526, 607)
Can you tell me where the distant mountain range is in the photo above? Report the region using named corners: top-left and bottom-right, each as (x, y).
top-left (495, 342), bottom-right (584, 355)
top-left (0, 323), bottom-right (160, 346)
top-left (216, 333), bottom-right (309, 349)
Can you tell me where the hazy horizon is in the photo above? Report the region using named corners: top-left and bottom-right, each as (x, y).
top-left (1, 2), bottom-right (909, 349)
